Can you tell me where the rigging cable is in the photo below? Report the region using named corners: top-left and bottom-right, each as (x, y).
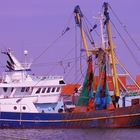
top-left (64, 56), bottom-right (84, 81)
top-left (32, 13), bottom-right (74, 64)
top-left (79, 35), bottom-right (86, 79)
top-left (83, 17), bottom-right (95, 45)
top-left (84, 15), bottom-right (100, 39)
top-left (67, 62), bottom-right (87, 85)
top-left (32, 31), bottom-right (69, 64)
top-left (32, 54), bottom-right (85, 68)
top-left (110, 20), bottom-right (140, 67)
top-left (114, 52), bottom-right (140, 89)
top-left (75, 23), bottom-right (78, 83)
top-left (32, 53), bottom-right (85, 88)
top-left (109, 5), bottom-right (140, 51)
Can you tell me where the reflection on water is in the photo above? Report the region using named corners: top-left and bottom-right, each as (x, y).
top-left (0, 129), bottom-right (139, 140)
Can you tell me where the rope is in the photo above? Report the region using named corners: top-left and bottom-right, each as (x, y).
top-left (114, 53), bottom-right (140, 89)
top-left (109, 5), bottom-right (140, 51)
top-left (64, 55), bottom-right (86, 82)
top-left (32, 34), bottom-right (65, 64)
top-left (32, 13), bottom-right (74, 64)
top-left (82, 17), bottom-right (95, 45)
top-left (80, 37), bottom-right (86, 79)
top-left (75, 23), bottom-right (78, 83)
top-left (32, 55), bottom-right (84, 67)
top-left (84, 15), bottom-right (101, 39)
top-left (110, 20), bottom-right (140, 67)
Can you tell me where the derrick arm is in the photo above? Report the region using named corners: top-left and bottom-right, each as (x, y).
top-left (74, 5), bottom-right (89, 58)
top-left (103, 3), bottom-right (120, 100)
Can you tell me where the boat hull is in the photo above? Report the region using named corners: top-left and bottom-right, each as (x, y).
top-left (1, 104), bottom-right (140, 128)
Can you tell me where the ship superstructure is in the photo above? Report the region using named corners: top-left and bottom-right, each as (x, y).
top-left (0, 49), bottom-right (65, 113)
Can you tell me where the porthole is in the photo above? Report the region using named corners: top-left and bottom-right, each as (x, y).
top-left (14, 106), bottom-right (17, 110)
top-left (58, 108), bottom-right (63, 113)
top-left (23, 106), bottom-right (26, 110)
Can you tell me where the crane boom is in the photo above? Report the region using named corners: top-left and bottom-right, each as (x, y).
top-left (74, 5), bottom-right (90, 58)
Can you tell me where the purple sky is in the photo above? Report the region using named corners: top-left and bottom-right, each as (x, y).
top-left (0, 0), bottom-right (139, 83)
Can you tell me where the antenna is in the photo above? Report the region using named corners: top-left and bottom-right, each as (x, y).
top-left (24, 50), bottom-right (28, 68)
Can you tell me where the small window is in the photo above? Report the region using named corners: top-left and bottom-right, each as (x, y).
top-left (132, 99), bottom-right (139, 106)
top-left (59, 80), bottom-right (65, 84)
top-left (52, 87), bottom-right (55, 92)
top-left (36, 88), bottom-right (41, 94)
top-left (23, 106), bottom-right (26, 110)
top-left (14, 106), bottom-right (17, 110)
top-left (42, 88), bottom-right (46, 93)
top-left (3, 87), bottom-right (8, 92)
top-left (21, 87), bottom-right (25, 92)
top-left (56, 87), bottom-right (60, 92)
top-left (11, 87), bottom-right (14, 92)
top-left (46, 87), bottom-right (51, 93)
top-left (26, 87), bottom-right (30, 92)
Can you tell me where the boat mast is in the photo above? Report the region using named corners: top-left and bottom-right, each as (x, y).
top-left (100, 13), bottom-right (106, 49)
top-left (103, 3), bottom-right (120, 98)
top-left (74, 5), bottom-right (89, 58)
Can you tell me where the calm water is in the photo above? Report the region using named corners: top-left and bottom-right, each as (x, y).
top-left (0, 129), bottom-right (139, 140)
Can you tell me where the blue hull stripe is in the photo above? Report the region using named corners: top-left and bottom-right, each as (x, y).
top-left (1, 104), bottom-right (140, 128)
top-left (0, 112), bottom-right (140, 122)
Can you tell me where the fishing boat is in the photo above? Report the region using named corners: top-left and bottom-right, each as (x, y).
top-left (0, 2), bottom-right (140, 128)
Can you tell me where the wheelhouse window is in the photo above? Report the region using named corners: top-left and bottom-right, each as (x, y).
top-left (42, 88), bottom-right (46, 93)
top-left (36, 88), bottom-right (41, 94)
top-left (59, 80), bottom-right (65, 84)
top-left (51, 87), bottom-right (55, 92)
top-left (11, 87), bottom-right (14, 92)
top-left (21, 87), bottom-right (25, 92)
top-left (3, 87), bottom-right (8, 92)
top-left (56, 87), bottom-right (60, 92)
top-left (46, 87), bottom-right (51, 93)
top-left (26, 87), bottom-right (30, 92)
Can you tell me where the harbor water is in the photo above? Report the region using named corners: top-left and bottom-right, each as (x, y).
top-left (0, 129), bottom-right (139, 140)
